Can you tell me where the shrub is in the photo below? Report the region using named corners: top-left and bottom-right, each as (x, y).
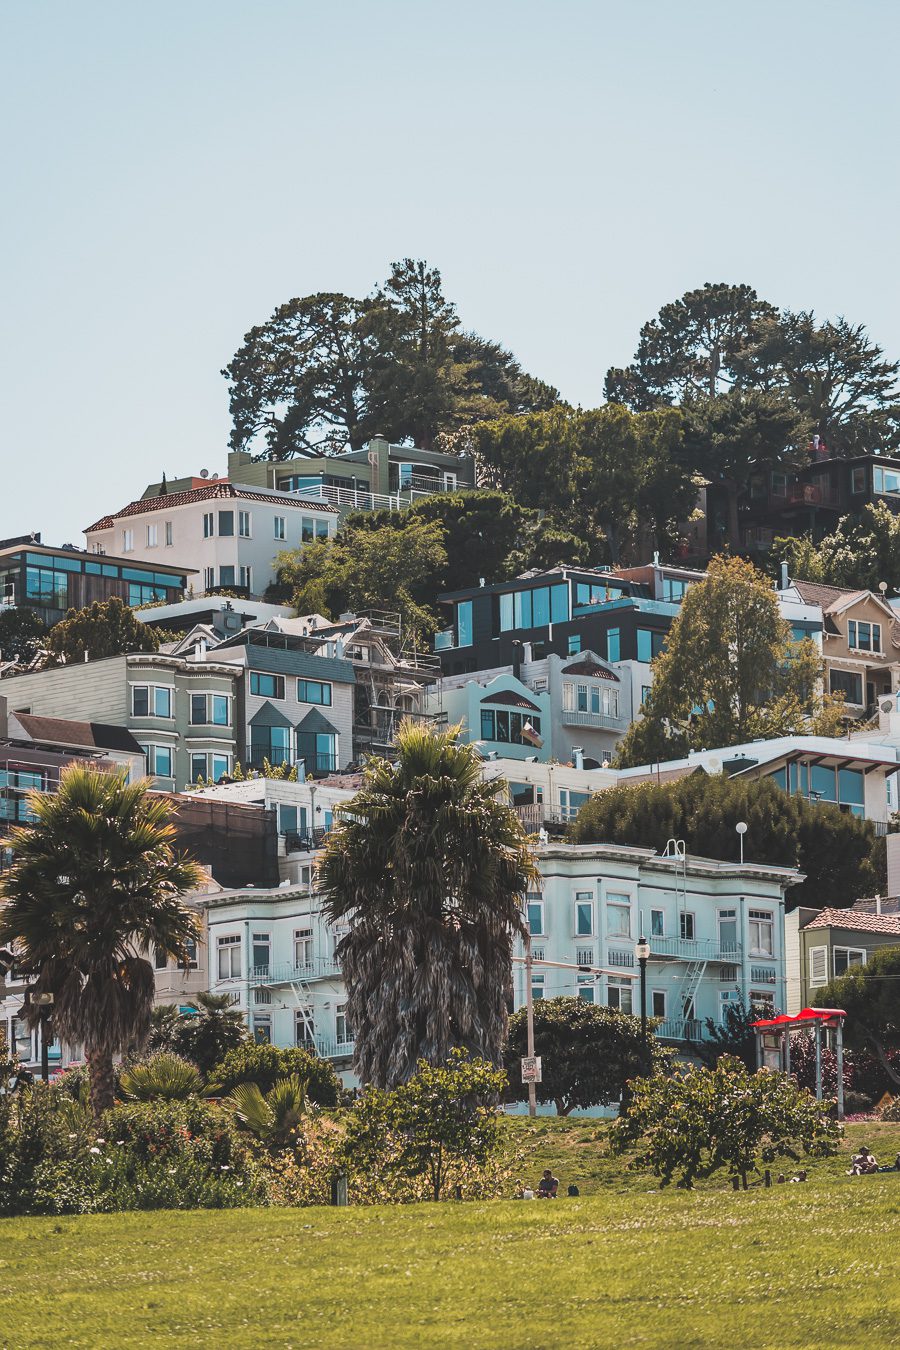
top-left (120, 1052), bottom-right (202, 1101)
top-left (0, 1081), bottom-right (76, 1215)
top-left (210, 1044), bottom-right (341, 1107)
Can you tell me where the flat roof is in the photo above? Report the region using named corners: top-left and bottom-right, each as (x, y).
top-left (0, 543), bottom-right (195, 577)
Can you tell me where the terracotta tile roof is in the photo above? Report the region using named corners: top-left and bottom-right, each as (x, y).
top-left (803, 906), bottom-right (900, 934)
top-left (85, 483), bottom-right (338, 533)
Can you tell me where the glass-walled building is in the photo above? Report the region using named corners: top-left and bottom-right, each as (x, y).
top-left (0, 542), bottom-right (190, 628)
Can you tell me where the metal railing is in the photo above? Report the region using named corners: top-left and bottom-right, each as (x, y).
top-left (283, 829), bottom-right (327, 854)
top-left (655, 1018), bottom-right (704, 1043)
top-left (561, 709), bottom-right (623, 729)
top-left (649, 935), bottom-right (742, 962)
top-left (286, 483), bottom-right (443, 513)
top-left (247, 957), bottom-right (342, 986)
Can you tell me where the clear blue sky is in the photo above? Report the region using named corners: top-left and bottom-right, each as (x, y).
top-left (2, 0), bottom-right (899, 543)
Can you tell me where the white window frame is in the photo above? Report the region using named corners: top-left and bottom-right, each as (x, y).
top-left (748, 909), bottom-right (774, 957)
top-left (203, 512), bottom-right (214, 538)
top-left (650, 908), bottom-right (665, 937)
top-left (146, 524), bottom-right (158, 548)
top-left (607, 976), bottom-right (633, 1014)
top-left (562, 682), bottom-right (575, 712)
top-left (605, 893), bottom-right (632, 940)
top-left (574, 892), bottom-right (594, 937)
top-left (808, 944), bottom-right (828, 987)
top-left (335, 1003), bottom-right (353, 1045)
top-left (132, 684), bottom-right (173, 719)
top-left (274, 515), bottom-right (286, 541)
top-left (294, 927), bottom-right (314, 969)
top-left (530, 973), bottom-right (545, 1002)
top-left (526, 895), bottom-right (545, 937)
top-left (238, 510), bottom-right (251, 538)
top-left (216, 933), bottom-right (241, 981)
top-left (239, 565), bottom-right (252, 590)
top-left (295, 1006), bottom-right (315, 1048)
top-left (203, 567), bottom-right (215, 590)
top-left (122, 529), bottom-right (134, 553)
top-left (140, 743), bottom-right (174, 778)
top-left (577, 976), bottom-right (595, 1003)
top-left (679, 912), bottom-right (696, 941)
top-left (833, 946), bottom-right (867, 977)
top-left (165, 521), bottom-right (173, 547)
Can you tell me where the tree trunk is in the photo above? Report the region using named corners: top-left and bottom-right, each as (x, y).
top-left (87, 1047), bottom-right (116, 1120)
top-left (555, 1099), bottom-right (571, 1116)
top-left (725, 482), bottom-right (740, 552)
top-left (868, 1034), bottom-right (900, 1089)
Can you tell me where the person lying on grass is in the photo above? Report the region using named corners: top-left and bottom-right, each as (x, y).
top-left (848, 1147), bottom-right (878, 1176)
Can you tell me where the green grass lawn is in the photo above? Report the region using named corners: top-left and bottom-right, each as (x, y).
top-left (2, 1121), bottom-right (900, 1349)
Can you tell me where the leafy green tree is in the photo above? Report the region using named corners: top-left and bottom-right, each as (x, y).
top-left (172, 993), bottom-right (247, 1077)
top-left (448, 333), bottom-right (561, 421)
top-left (225, 1075), bottom-right (307, 1151)
top-left (273, 515), bottom-right (448, 641)
top-left (614, 555), bottom-right (843, 767)
top-left (209, 1041), bottom-right (341, 1106)
top-left (344, 1050), bottom-right (507, 1201)
top-left (119, 1052), bottom-right (202, 1101)
top-left (739, 311), bottom-right (900, 455)
top-left (318, 721), bottom-right (537, 1088)
top-left (504, 998), bottom-right (666, 1115)
top-left (46, 597), bottom-right (159, 665)
top-left (605, 282), bottom-right (778, 406)
top-left (775, 503), bottom-right (900, 592)
top-left (611, 1055), bottom-right (840, 1189)
top-left (0, 766), bottom-right (203, 1117)
top-left (0, 608), bottom-right (47, 665)
top-left (813, 945), bottom-right (900, 1090)
top-left (699, 1000), bottom-right (758, 1070)
top-left (570, 773), bottom-right (882, 910)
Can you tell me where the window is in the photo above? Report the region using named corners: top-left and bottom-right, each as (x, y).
top-left (218, 510), bottom-right (234, 536)
top-left (253, 1017), bottom-right (272, 1045)
top-left (576, 684), bottom-right (588, 712)
top-left (851, 466), bottom-right (867, 494)
top-left (771, 471), bottom-right (788, 498)
top-left (829, 669), bottom-right (863, 705)
top-left (295, 1007), bottom-right (316, 1050)
top-left (294, 928), bottom-right (314, 969)
top-left (750, 991), bottom-right (775, 1018)
top-left (146, 524), bottom-right (158, 547)
top-left (274, 516), bottom-right (285, 540)
top-left (252, 932), bottom-right (270, 974)
top-left (575, 893), bottom-right (594, 936)
top-left (165, 521), bottom-right (173, 547)
top-left (297, 679), bottom-right (332, 706)
top-left (661, 577), bottom-right (691, 602)
top-left (457, 601), bottom-right (473, 647)
top-left (132, 685), bottom-right (172, 718)
top-left (190, 752), bottom-right (208, 783)
top-left (650, 909), bottom-right (664, 937)
top-left (577, 977), bottom-right (595, 1003)
top-left (809, 945), bottom-right (828, 987)
top-left (203, 513), bottom-right (214, 538)
top-left (637, 628), bottom-right (665, 662)
top-left (204, 567), bottom-right (214, 590)
top-left (296, 730), bottom-right (338, 773)
top-left (531, 973), bottom-right (545, 1002)
top-left (219, 565), bottom-right (235, 587)
top-left (679, 912), bottom-right (695, 941)
top-left (575, 946), bottom-right (594, 967)
top-left (606, 894), bottom-right (631, 938)
top-left (749, 475), bottom-right (766, 500)
top-left (335, 1004), bottom-right (353, 1045)
top-left (315, 518), bottom-right (329, 540)
top-left (238, 510), bottom-right (251, 538)
top-left (216, 934), bottom-right (241, 980)
top-left (607, 628), bottom-right (620, 663)
top-left (718, 908), bottom-right (738, 955)
top-left (250, 724), bottom-right (292, 767)
top-left (190, 692), bottom-right (231, 726)
top-left (526, 895), bottom-right (544, 936)
top-left (848, 619), bottom-right (881, 653)
top-left (641, 685), bottom-right (652, 708)
top-left (607, 976), bottom-right (633, 1014)
top-left (184, 938), bottom-right (198, 970)
top-left (25, 566), bottom-right (68, 609)
top-left (479, 709), bottom-right (541, 746)
top-left (249, 672), bottom-right (285, 699)
top-left (874, 466), bottom-right (900, 495)
top-left (531, 587), bottom-right (550, 627)
top-left (122, 529), bottom-right (134, 553)
top-left (301, 518), bottom-right (315, 543)
top-left (140, 744), bottom-right (174, 778)
top-left (834, 947), bottom-right (866, 977)
top-left (279, 805), bottom-right (298, 835)
top-left (239, 566), bottom-right (252, 590)
top-left (567, 634), bottom-right (581, 655)
top-left (191, 752), bottom-right (230, 783)
top-left (748, 910), bottom-right (774, 957)
top-left (651, 990), bottom-right (666, 1018)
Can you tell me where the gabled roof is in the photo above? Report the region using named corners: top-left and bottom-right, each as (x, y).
top-left (562, 657), bottom-right (620, 682)
top-left (85, 483), bottom-right (338, 533)
top-left (479, 688), bottom-right (541, 711)
top-left (792, 580), bottom-right (865, 608)
top-left (803, 906), bottom-right (900, 935)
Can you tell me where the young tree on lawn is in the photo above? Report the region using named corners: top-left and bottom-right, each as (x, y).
top-left (813, 946), bottom-right (900, 1089)
top-left (318, 721), bottom-right (537, 1088)
top-left (45, 596), bottom-right (159, 665)
top-left (613, 555), bottom-right (843, 767)
top-left (0, 766), bottom-right (203, 1118)
top-left (611, 1056), bottom-right (840, 1189)
top-left (344, 1050), bottom-right (507, 1201)
top-left (504, 998), bottom-right (666, 1115)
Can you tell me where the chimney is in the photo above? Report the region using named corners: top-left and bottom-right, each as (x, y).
top-left (194, 639), bottom-right (207, 662)
top-left (780, 562), bottom-right (789, 591)
top-left (876, 894), bottom-right (883, 916)
top-left (572, 746), bottom-right (584, 771)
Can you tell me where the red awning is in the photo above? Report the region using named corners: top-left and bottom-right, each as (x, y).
top-left (751, 1006), bottom-right (846, 1030)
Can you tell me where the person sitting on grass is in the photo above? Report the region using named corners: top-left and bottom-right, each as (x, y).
top-left (537, 1169), bottom-right (559, 1198)
top-left (848, 1147), bottom-right (878, 1176)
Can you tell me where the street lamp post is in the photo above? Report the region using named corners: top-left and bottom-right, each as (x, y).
top-left (635, 936), bottom-right (650, 1064)
top-left (524, 930), bottom-right (536, 1118)
top-left (736, 820), bottom-right (748, 866)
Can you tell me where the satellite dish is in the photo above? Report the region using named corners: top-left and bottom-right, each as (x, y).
top-left (211, 473), bottom-right (219, 480)
top-left (880, 698), bottom-right (894, 714)
top-left (200, 469), bottom-right (209, 479)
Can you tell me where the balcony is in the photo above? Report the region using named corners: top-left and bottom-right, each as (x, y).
top-left (649, 935), bottom-right (742, 962)
top-left (248, 957), bottom-right (342, 987)
top-left (283, 829), bottom-right (328, 854)
top-left (561, 709), bottom-right (623, 730)
top-left (655, 1018), bottom-right (704, 1043)
top-left (314, 1037), bottom-right (355, 1060)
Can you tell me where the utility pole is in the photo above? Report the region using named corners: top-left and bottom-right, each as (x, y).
top-left (524, 931), bottom-right (536, 1118)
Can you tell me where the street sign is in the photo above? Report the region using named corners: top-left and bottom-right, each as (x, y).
top-left (521, 1055), bottom-right (542, 1084)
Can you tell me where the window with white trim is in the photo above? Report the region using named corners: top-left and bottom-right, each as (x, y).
top-left (748, 909), bottom-right (774, 957)
top-left (216, 934), bottom-right (241, 980)
top-left (607, 976), bottom-right (633, 1014)
top-left (139, 743), bottom-right (174, 778)
top-left (147, 524), bottom-right (158, 547)
top-left (274, 516), bottom-right (286, 540)
top-left (165, 521), bottom-right (173, 547)
top-left (526, 895), bottom-right (544, 936)
top-left (294, 927), bottom-right (314, 969)
top-left (132, 684), bottom-right (173, 718)
top-left (577, 976), bottom-right (595, 1003)
top-left (531, 973), bottom-right (545, 1002)
top-left (809, 945), bottom-right (828, 987)
top-left (251, 932), bottom-right (270, 974)
top-left (606, 893), bottom-right (631, 938)
top-left (122, 529), bottom-right (134, 553)
top-left (238, 510), bottom-right (251, 538)
top-left (295, 1006), bottom-right (315, 1049)
top-left (575, 893), bottom-right (594, 936)
top-left (650, 908), bottom-right (665, 937)
top-left (848, 619), bottom-right (881, 653)
top-left (253, 1016), bottom-right (272, 1045)
top-left (833, 946), bottom-right (866, 977)
top-left (651, 990), bottom-right (666, 1018)
top-left (203, 567), bottom-right (214, 590)
top-left (679, 912), bottom-right (695, 941)
top-left (335, 1004), bottom-right (353, 1045)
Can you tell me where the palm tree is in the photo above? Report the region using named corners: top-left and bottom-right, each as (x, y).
top-left (225, 1075), bottom-right (307, 1151)
top-left (0, 765), bottom-right (204, 1118)
top-left (173, 992), bottom-right (247, 1075)
top-left (318, 720), bottom-right (538, 1088)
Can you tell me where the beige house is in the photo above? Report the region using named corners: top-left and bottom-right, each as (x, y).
top-left (785, 898), bottom-right (900, 1014)
top-left (792, 581), bottom-right (900, 716)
